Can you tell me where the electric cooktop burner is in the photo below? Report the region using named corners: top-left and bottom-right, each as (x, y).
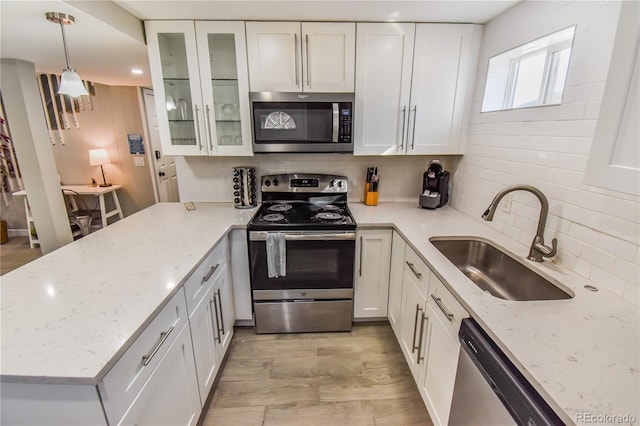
top-left (320, 204), bottom-right (342, 212)
top-left (314, 212), bottom-right (344, 221)
top-left (267, 203), bottom-right (293, 212)
top-left (262, 213), bottom-right (286, 222)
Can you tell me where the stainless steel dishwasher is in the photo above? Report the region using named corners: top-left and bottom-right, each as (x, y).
top-left (449, 318), bottom-right (564, 426)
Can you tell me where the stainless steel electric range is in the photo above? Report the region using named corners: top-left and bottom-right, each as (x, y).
top-left (248, 173), bottom-right (356, 334)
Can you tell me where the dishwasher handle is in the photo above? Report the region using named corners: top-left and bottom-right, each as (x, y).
top-left (459, 319), bottom-right (564, 426)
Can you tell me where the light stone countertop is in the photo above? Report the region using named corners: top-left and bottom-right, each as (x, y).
top-left (350, 202), bottom-right (639, 426)
top-left (0, 202), bottom-right (257, 385)
top-left (1, 201), bottom-right (637, 425)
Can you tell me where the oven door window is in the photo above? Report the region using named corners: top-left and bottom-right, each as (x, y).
top-left (252, 102), bottom-right (333, 144)
top-left (250, 239), bottom-right (354, 290)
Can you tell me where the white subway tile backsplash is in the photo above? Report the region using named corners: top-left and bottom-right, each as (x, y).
top-left (589, 266), bottom-right (626, 296)
top-left (454, 0), bottom-right (638, 305)
top-left (613, 258), bottom-right (640, 284)
top-left (573, 258), bottom-right (592, 279)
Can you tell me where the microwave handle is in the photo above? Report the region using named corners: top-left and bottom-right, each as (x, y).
top-left (332, 103), bottom-right (339, 142)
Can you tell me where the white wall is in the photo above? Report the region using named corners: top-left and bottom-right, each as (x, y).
top-left (176, 154), bottom-right (461, 204)
top-left (452, 1), bottom-right (639, 304)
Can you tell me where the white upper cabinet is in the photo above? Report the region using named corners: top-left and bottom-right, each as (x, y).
top-left (354, 23), bottom-right (481, 155)
top-left (146, 21), bottom-right (205, 156)
top-left (409, 24), bottom-right (482, 154)
top-left (195, 21), bottom-right (253, 156)
top-left (354, 23), bottom-right (416, 156)
top-left (246, 22), bottom-right (355, 93)
top-left (302, 23), bottom-right (355, 92)
top-left (146, 21), bottom-right (253, 156)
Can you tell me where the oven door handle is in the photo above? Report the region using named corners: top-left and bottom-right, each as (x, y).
top-left (249, 231), bottom-right (356, 241)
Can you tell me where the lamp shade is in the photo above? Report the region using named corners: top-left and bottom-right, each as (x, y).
top-left (59, 69), bottom-right (89, 97)
top-left (89, 148), bottom-right (110, 166)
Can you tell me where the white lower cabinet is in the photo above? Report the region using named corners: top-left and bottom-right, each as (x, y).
top-left (419, 303), bottom-right (461, 426)
top-left (190, 259), bottom-right (235, 406)
top-left (354, 229), bottom-right (392, 318)
top-left (118, 322), bottom-right (201, 426)
top-left (398, 268), bottom-right (428, 379)
top-left (387, 231), bottom-right (406, 335)
top-left (190, 283), bottom-right (221, 403)
top-left (389, 233), bottom-right (470, 426)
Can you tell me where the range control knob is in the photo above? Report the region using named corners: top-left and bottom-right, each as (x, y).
top-left (329, 180), bottom-right (336, 187)
top-left (337, 180), bottom-right (344, 188)
top-left (273, 179), bottom-right (279, 186)
top-left (264, 180), bottom-right (271, 187)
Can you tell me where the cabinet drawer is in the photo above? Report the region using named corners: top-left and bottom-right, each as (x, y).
top-left (404, 247), bottom-right (431, 297)
top-left (184, 238), bottom-right (228, 315)
top-left (428, 274), bottom-right (468, 337)
top-left (99, 288), bottom-right (188, 425)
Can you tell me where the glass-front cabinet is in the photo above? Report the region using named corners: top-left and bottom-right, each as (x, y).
top-left (146, 21), bottom-right (253, 156)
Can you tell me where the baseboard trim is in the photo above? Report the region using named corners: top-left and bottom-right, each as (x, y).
top-left (8, 229), bottom-right (28, 237)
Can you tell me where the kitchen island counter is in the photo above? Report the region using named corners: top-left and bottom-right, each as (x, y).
top-left (1, 203), bottom-right (256, 385)
top-left (351, 201), bottom-right (639, 426)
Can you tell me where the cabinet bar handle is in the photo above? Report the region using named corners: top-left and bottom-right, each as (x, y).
top-left (202, 263), bottom-right (219, 284)
top-left (417, 313), bottom-right (427, 364)
top-left (400, 105), bottom-right (407, 150)
top-left (212, 296), bottom-right (222, 343)
top-left (205, 104), bottom-right (214, 150)
top-left (405, 261), bottom-right (422, 279)
top-left (216, 288), bottom-right (225, 336)
top-left (412, 304), bottom-right (422, 352)
top-left (141, 325), bottom-right (174, 366)
top-left (305, 34), bottom-right (310, 88)
top-left (358, 236), bottom-right (363, 276)
top-left (294, 34), bottom-right (299, 88)
top-left (194, 105), bottom-right (203, 150)
top-left (410, 105), bottom-right (417, 150)
top-left (431, 295), bottom-right (454, 322)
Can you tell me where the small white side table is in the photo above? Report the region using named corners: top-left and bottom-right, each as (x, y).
top-left (13, 184), bottom-right (124, 248)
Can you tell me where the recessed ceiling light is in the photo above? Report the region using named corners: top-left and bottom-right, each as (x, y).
top-left (131, 68), bottom-right (143, 75)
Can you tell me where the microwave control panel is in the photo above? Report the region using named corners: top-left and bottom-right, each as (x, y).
top-left (339, 103), bottom-right (352, 143)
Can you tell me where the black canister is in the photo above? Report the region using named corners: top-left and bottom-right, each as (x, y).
top-left (232, 166), bottom-right (257, 209)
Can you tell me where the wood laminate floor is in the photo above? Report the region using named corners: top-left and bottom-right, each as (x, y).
top-left (0, 236), bottom-right (41, 276)
top-left (202, 324), bottom-right (433, 426)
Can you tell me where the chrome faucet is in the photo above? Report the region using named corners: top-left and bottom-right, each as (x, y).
top-left (482, 185), bottom-right (557, 262)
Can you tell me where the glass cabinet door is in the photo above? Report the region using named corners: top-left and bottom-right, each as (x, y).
top-left (196, 22), bottom-right (253, 156)
top-left (146, 21), bottom-right (206, 156)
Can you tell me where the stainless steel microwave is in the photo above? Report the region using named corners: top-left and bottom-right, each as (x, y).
top-left (249, 92), bottom-right (354, 153)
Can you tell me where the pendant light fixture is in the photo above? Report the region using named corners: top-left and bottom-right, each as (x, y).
top-left (46, 12), bottom-right (89, 97)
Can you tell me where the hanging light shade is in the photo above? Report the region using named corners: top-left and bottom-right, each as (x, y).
top-left (46, 12), bottom-right (89, 97)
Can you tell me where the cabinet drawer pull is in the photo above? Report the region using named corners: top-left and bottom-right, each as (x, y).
top-left (431, 295), bottom-right (454, 322)
top-left (216, 288), bottom-right (225, 336)
top-left (141, 325), bottom-right (174, 366)
top-left (202, 263), bottom-right (220, 284)
top-left (358, 236), bottom-right (363, 277)
top-left (205, 104), bottom-right (214, 150)
top-left (411, 304), bottom-right (422, 353)
top-left (400, 105), bottom-right (407, 150)
top-left (405, 261), bottom-right (422, 279)
top-left (305, 34), bottom-right (310, 87)
top-left (410, 105), bottom-right (417, 150)
top-left (417, 313), bottom-right (428, 364)
top-left (212, 296), bottom-right (222, 344)
top-left (194, 104), bottom-right (203, 151)
top-left (294, 34), bottom-right (300, 87)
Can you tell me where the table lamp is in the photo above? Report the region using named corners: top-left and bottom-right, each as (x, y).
top-left (89, 148), bottom-right (112, 187)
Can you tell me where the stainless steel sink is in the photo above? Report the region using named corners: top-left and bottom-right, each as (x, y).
top-left (430, 237), bottom-right (574, 301)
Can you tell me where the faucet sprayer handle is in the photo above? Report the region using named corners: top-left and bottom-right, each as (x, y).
top-left (535, 238), bottom-right (557, 258)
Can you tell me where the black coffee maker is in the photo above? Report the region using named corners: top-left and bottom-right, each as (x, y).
top-left (419, 160), bottom-right (450, 209)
